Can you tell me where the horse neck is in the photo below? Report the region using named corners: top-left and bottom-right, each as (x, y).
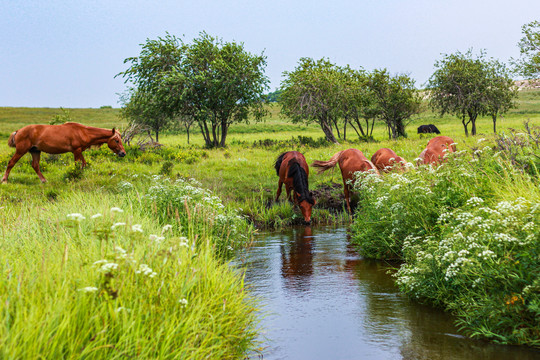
top-left (289, 162), bottom-right (310, 198)
top-left (83, 126), bottom-right (113, 145)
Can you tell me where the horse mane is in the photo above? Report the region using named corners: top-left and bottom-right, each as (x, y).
top-left (274, 152), bottom-right (286, 176)
top-left (287, 160), bottom-right (315, 205)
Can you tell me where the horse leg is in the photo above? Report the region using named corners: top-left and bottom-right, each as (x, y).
top-left (73, 149), bottom-right (87, 167)
top-left (275, 180), bottom-right (283, 202)
top-left (343, 183), bottom-right (352, 214)
top-left (30, 151), bottom-right (47, 183)
top-left (2, 151), bottom-right (26, 183)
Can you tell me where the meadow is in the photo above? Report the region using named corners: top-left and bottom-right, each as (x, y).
top-left (0, 89), bottom-right (539, 355)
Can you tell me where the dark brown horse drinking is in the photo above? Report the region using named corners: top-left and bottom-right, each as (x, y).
top-left (2, 122), bottom-right (126, 183)
top-left (274, 151), bottom-right (316, 224)
top-left (312, 149), bottom-right (379, 213)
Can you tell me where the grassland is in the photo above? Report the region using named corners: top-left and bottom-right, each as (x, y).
top-left (0, 89), bottom-right (539, 355)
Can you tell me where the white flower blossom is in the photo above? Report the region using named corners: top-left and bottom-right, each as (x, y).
top-left (110, 207), bottom-right (124, 213)
top-left (78, 286), bottom-right (98, 293)
top-left (111, 222), bottom-right (126, 230)
top-left (67, 213), bottom-right (85, 221)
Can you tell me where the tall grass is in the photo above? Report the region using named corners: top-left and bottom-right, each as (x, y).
top-left (0, 183), bottom-right (258, 358)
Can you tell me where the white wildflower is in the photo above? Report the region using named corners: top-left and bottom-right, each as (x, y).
top-left (111, 222), bottom-right (126, 230)
top-left (149, 234), bottom-right (165, 243)
top-left (78, 286), bottom-right (98, 293)
top-left (91, 213), bottom-right (103, 219)
top-left (131, 224), bottom-right (143, 233)
top-left (178, 298), bottom-right (188, 307)
top-left (162, 224), bottom-right (173, 233)
top-left (67, 213), bottom-right (85, 221)
top-left (110, 207), bottom-right (124, 213)
top-left (99, 262), bottom-right (118, 273)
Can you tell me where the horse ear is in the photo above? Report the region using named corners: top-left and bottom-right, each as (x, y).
top-left (112, 127), bottom-right (116, 135)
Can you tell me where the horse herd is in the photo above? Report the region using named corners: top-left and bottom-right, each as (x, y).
top-left (275, 135), bottom-right (456, 224)
top-left (2, 123), bottom-right (456, 225)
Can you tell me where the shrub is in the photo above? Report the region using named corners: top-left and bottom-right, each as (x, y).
top-left (396, 197), bottom-right (540, 346)
top-left (63, 161), bottom-right (86, 181)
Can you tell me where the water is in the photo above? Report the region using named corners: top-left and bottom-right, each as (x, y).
top-left (236, 226), bottom-right (540, 360)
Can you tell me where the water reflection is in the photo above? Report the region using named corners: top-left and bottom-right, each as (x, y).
top-left (280, 226), bottom-right (313, 293)
top-left (238, 226), bottom-right (540, 360)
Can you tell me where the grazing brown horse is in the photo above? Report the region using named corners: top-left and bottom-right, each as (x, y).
top-left (418, 135), bottom-right (457, 166)
top-left (312, 149), bottom-right (379, 213)
top-left (2, 122), bottom-right (126, 183)
top-left (371, 148), bottom-right (407, 172)
top-left (275, 151), bottom-right (316, 224)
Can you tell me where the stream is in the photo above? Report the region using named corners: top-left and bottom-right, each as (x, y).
top-left (236, 226), bottom-right (540, 360)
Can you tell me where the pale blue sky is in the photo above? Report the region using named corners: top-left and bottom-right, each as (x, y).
top-left (1, 0), bottom-right (539, 108)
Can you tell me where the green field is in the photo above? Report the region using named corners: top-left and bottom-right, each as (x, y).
top-left (0, 90), bottom-right (539, 355)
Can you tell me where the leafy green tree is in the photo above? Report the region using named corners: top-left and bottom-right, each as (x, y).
top-left (367, 69), bottom-right (421, 139)
top-left (118, 32), bottom-right (269, 147)
top-left (169, 33), bottom-right (268, 147)
top-left (427, 50), bottom-right (488, 136)
top-left (484, 59), bottom-right (518, 133)
top-left (513, 20), bottom-right (540, 79)
top-left (279, 58), bottom-right (343, 143)
top-left (428, 50), bottom-right (517, 136)
top-left (117, 33), bottom-right (185, 142)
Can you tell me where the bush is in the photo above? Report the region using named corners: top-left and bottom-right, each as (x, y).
top-left (350, 138), bottom-right (540, 347)
top-left (396, 198), bottom-right (539, 346)
top-left (126, 176), bottom-right (253, 257)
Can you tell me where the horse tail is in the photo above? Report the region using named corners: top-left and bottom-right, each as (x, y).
top-left (8, 131), bottom-right (17, 148)
top-left (311, 151), bottom-right (343, 174)
top-left (274, 152), bottom-right (287, 176)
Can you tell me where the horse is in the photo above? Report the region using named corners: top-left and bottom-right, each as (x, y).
top-left (312, 149), bottom-right (379, 214)
top-left (370, 148), bottom-right (407, 172)
top-left (274, 151), bottom-right (316, 224)
top-left (2, 122), bottom-right (126, 183)
top-left (417, 135), bottom-right (456, 166)
top-left (417, 124), bottom-right (441, 134)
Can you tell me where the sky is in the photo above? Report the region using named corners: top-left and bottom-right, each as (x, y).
top-left (1, 0), bottom-right (539, 108)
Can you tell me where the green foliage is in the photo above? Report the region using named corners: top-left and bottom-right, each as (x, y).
top-left (118, 32), bottom-right (269, 148)
top-left (366, 69), bottom-right (422, 139)
top-left (513, 20), bottom-right (540, 79)
top-left (351, 137), bottom-right (540, 347)
top-left (63, 161), bottom-right (86, 181)
top-left (136, 176), bottom-right (253, 257)
top-left (49, 107), bottom-right (73, 125)
top-left (159, 160), bottom-right (174, 176)
top-left (427, 50), bottom-right (518, 136)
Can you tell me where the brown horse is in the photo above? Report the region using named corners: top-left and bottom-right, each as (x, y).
top-left (418, 135), bottom-right (457, 166)
top-left (312, 149), bottom-right (379, 213)
top-left (2, 122), bottom-right (126, 183)
top-left (371, 148), bottom-right (407, 172)
top-left (275, 151), bottom-right (316, 224)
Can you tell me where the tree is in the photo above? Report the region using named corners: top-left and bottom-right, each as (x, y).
top-left (367, 69), bottom-right (421, 139)
top-left (427, 50), bottom-right (488, 136)
top-left (279, 58), bottom-right (342, 143)
top-left (116, 33), bottom-right (186, 142)
top-left (484, 59), bottom-right (518, 133)
top-left (513, 20), bottom-right (540, 79)
top-left (428, 50), bottom-right (517, 136)
top-left (117, 32), bottom-right (269, 148)
top-left (176, 33), bottom-right (269, 147)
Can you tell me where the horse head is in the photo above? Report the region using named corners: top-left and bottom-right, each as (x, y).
top-left (107, 128), bottom-right (126, 157)
top-left (296, 192), bottom-right (316, 225)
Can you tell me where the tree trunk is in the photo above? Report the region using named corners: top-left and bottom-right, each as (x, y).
top-left (186, 126), bottom-right (190, 144)
top-left (220, 119), bottom-right (228, 147)
top-left (461, 115), bottom-right (469, 137)
top-left (320, 119), bottom-right (339, 144)
top-left (492, 114), bottom-right (497, 133)
top-left (343, 118), bottom-right (347, 141)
